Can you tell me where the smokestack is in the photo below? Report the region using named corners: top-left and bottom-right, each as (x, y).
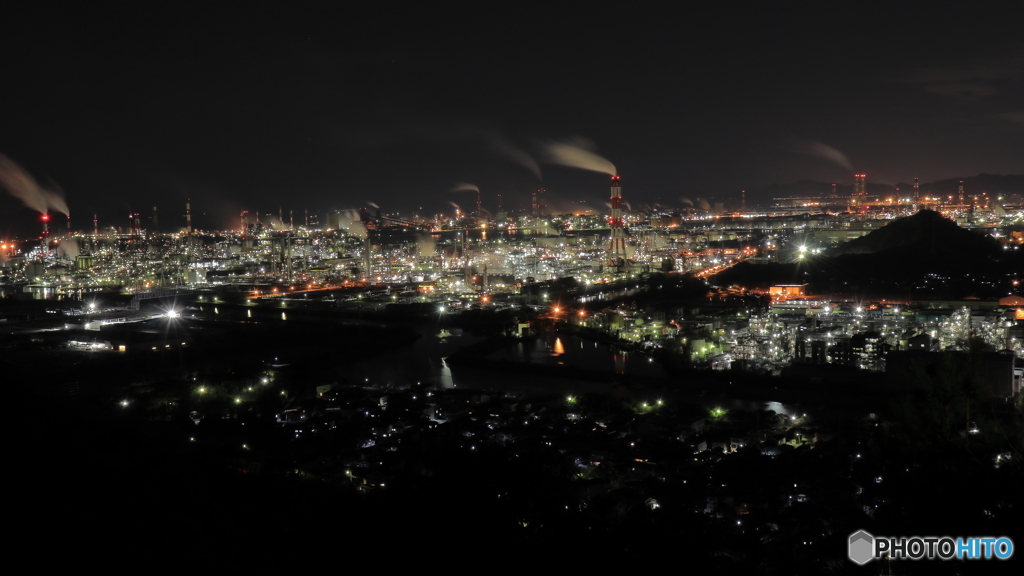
top-left (66, 214), bottom-right (71, 235)
top-left (42, 213), bottom-right (49, 237)
top-left (279, 206), bottom-right (283, 227)
top-left (958, 181), bottom-right (964, 205)
top-left (305, 209), bottom-right (308, 227)
top-left (609, 175), bottom-right (626, 265)
top-left (152, 206), bottom-right (158, 233)
top-left (476, 190), bottom-right (482, 219)
top-left (93, 212), bottom-right (98, 235)
top-left (364, 237), bottom-right (372, 280)
top-left (913, 177), bottom-right (920, 203)
top-left (289, 209), bottom-right (294, 230)
top-left (186, 198), bottom-right (192, 234)
top-left (830, 183), bottom-right (837, 200)
top-left (852, 174), bottom-right (866, 206)
top-left (537, 187), bottom-right (546, 217)
top-left (741, 190), bottom-right (747, 212)
top-left (531, 191), bottom-right (538, 217)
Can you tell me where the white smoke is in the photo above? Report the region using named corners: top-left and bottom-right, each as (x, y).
top-left (452, 182), bottom-right (480, 193)
top-left (794, 139), bottom-right (853, 170)
top-left (542, 138), bottom-right (617, 175)
top-left (58, 237), bottom-right (79, 260)
top-left (485, 133), bottom-right (542, 180)
top-left (0, 153), bottom-right (70, 215)
top-left (416, 234), bottom-right (436, 258)
top-left (337, 210), bottom-right (367, 237)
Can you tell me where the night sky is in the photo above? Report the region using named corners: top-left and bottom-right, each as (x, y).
top-left (2, 2), bottom-right (1022, 235)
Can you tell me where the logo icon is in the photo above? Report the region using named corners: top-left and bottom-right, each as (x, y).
top-left (849, 530), bottom-right (874, 565)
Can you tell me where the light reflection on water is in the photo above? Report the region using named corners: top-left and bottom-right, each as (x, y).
top-left (485, 332), bottom-right (667, 378)
top-left (342, 323), bottom-right (801, 414)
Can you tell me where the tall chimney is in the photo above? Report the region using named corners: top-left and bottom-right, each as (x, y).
top-left (609, 175), bottom-right (626, 265)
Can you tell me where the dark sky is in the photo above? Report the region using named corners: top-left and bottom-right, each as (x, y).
top-left (2, 2), bottom-right (1022, 235)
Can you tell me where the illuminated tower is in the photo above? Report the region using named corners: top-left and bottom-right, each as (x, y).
top-left (93, 212), bottom-right (98, 235)
top-left (42, 213), bottom-right (50, 238)
top-left (830, 183), bottom-right (837, 200)
top-left (958, 181), bottom-right (964, 205)
top-left (848, 174), bottom-right (866, 208)
top-left (608, 175), bottom-right (627, 265)
top-left (741, 189), bottom-right (747, 212)
top-left (854, 174), bottom-right (866, 198)
top-left (185, 199), bottom-right (192, 234)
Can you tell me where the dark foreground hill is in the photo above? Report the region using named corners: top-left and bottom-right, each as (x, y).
top-left (714, 210), bottom-right (1021, 293)
top-left (828, 209), bottom-right (1001, 258)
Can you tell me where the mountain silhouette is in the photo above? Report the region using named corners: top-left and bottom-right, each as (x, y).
top-left (828, 209), bottom-right (1001, 258)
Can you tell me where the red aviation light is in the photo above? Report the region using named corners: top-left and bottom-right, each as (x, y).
top-left (42, 214), bottom-right (49, 221)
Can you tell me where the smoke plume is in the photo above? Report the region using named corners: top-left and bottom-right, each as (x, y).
top-left (542, 138), bottom-right (617, 175)
top-left (451, 182), bottom-right (480, 193)
top-left (0, 153), bottom-right (70, 215)
top-left (58, 237), bottom-right (79, 260)
top-left (794, 139), bottom-right (853, 170)
top-left (337, 210), bottom-right (367, 237)
top-left (416, 234), bottom-right (436, 258)
top-left (485, 133), bottom-right (542, 180)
